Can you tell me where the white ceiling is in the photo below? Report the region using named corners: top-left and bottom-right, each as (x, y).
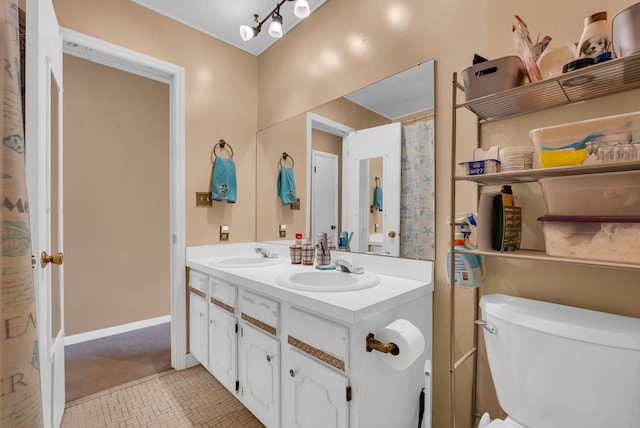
top-left (130, 0), bottom-right (327, 56)
top-left (130, 0), bottom-right (434, 118)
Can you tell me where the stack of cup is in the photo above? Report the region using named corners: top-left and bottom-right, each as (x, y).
top-left (500, 146), bottom-right (534, 171)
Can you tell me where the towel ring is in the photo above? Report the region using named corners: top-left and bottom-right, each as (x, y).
top-left (212, 139), bottom-right (234, 162)
top-left (280, 152), bottom-right (294, 168)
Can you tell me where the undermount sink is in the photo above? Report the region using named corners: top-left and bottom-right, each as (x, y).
top-left (275, 268), bottom-right (380, 292)
top-left (208, 255), bottom-right (284, 268)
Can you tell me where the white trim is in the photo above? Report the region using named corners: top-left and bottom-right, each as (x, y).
top-left (59, 28), bottom-right (188, 370)
top-left (64, 315), bottom-right (171, 346)
top-left (305, 112), bottom-right (354, 238)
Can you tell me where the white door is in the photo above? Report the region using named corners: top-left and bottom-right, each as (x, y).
top-left (284, 351), bottom-right (349, 428)
top-left (189, 291), bottom-right (208, 367)
top-left (25, 0), bottom-right (65, 426)
top-left (239, 324), bottom-right (280, 428)
top-left (343, 123), bottom-right (401, 256)
top-left (311, 150), bottom-right (339, 243)
top-left (208, 305), bottom-right (237, 394)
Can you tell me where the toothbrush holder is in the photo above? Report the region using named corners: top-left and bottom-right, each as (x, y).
top-left (316, 249), bottom-right (331, 266)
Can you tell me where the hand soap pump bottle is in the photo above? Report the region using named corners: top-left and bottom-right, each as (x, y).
top-left (446, 213), bottom-right (484, 288)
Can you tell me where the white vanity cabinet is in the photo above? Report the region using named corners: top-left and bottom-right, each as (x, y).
top-left (238, 290), bottom-right (280, 428)
top-left (283, 308), bottom-right (350, 428)
top-left (208, 277), bottom-right (238, 394)
top-left (186, 247), bottom-right (434, 428)
top-left (188, 269), bottom-right (209, 368)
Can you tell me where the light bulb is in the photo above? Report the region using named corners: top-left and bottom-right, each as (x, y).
top-left (294, 0), bottom-right (310, 19)
top-left (268, 14), bottom-right (283, 38)
top-left (239, 24), bottom-right (258, 41)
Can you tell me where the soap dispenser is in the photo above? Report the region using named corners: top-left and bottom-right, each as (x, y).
top-left (301, 238), bottom-right (315, 265)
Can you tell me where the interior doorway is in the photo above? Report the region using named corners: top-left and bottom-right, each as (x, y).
top-left (62, 52), bottom-right (172, 401)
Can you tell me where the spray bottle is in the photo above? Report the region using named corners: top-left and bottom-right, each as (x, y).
top-left (446, 213), bottom-right (485, 287)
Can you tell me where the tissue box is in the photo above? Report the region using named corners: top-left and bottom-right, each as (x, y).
top-left (459, 159), bottom-right (501, 175)
top-left (538, 215), bottom-right (640, 264)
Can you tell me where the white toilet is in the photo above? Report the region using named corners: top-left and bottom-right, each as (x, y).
top-left (477, 294), bottom-right (640, 428)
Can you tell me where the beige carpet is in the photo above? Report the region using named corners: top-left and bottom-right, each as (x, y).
top-left (65, 323), bottom-right (171, 402)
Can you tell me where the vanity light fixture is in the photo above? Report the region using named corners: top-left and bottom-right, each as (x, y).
top-left (239, 0), bottom-right (311, 42)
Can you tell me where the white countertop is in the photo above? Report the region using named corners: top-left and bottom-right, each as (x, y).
top-left (186, 243), bottom-right (434, 325)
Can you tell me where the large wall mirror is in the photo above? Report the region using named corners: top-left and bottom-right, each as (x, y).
top-left (256, 59), bottom-right (435, 260)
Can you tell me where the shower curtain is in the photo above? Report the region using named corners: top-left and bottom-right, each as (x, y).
top-left (400, 118), bottom-right (436, 260)
top-left (1, 1), bottom-right (44, 426)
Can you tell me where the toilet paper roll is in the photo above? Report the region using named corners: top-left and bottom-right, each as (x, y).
top-left (376, 319), bottom-right (425, 371)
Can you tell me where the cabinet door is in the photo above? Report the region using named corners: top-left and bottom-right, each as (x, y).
top-left (189, 292), bottom-right (208, 367)
top-left (239, 323), bottom-right (280, 428)
top-left (284, 350), bottom-right (349, 428)
top-left (209, 305), bottom-right (237, 393)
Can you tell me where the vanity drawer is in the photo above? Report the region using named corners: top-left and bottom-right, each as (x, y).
top-left (287, 307), bottom-right (349, 372)
top-left (240, 291), bottom-right (279, 336)
top-left (209, 276), bottom-right (237, 314)
top-left (188, 269), bottom-right (208, 296)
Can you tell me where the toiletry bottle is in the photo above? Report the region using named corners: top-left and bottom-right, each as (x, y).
top-left (577, 11), bottom-right (615, 61)
top-left (301, 238), bottom-right (315, 265)
top-left (290, 233), bottom-right (303, 264)
top-left (446, 225), bottom-right (483, 287)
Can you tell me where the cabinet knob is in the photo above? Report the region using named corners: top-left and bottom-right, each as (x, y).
top-left (289, 369), bottom-right (296, 377)
top-left (266, 354), bottom-right (273, 362)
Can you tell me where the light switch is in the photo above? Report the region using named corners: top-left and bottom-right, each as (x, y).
top-left (279, 224), bottom-right (287, 238)
top-left (196, 192), bottom-right (212, 207)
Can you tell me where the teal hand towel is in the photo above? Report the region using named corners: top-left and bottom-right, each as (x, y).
top-left (373, 185), bottom-right (383, 211)
top-left (277, 166), bottom-right (297, 205)
top-left (211, 157), bottom-right (237, 203)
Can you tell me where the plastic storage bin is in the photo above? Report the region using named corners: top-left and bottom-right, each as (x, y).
top-left (538, 215), bottom-right (640, 263)
top-left (529, 111), bottom-right (640, 168)
top-left (462, 56), bottom-right (527, 101)
top-left (539, 170), bottom-right (640, 216)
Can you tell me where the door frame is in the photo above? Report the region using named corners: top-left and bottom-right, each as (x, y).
top-left (60, 28), bottom-right (187, 369)
top-left (311, 150), bottom-right (339, 241)
top-left (305, 112), bottom-right (354, 239)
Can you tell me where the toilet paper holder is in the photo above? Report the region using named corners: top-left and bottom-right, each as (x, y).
top-left (366, 333), bottom-right (399, 355)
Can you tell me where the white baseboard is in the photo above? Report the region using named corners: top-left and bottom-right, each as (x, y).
top-left (64, 315), bottom-right (171, 346)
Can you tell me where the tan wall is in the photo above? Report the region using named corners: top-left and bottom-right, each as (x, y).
top-left (258, 0), bottom-right (640, 427)
top-left (51, 0), bottom-right (640, 426)
top-left (54, 0), bottom-right (258, 247)
top-left (256, 97), bottom-right (390, 242)
top-left (63, 55), bottom-right (170, 334)
top-left (53, 0), bottom-right (258, 333)
top-left (258, 1), bottom-right (485, 426)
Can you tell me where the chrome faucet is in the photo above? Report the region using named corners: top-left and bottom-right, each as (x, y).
top-left (255, 247), bottom-right (277, 258)
top-left (334, 258), bottom-right (364, 274)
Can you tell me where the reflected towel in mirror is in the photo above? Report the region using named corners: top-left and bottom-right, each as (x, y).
top-left (277, 166), bottom-right (297, 205)
top-left (373, 185), bottom-right (383, 211)
top-left (211, 157), bottom-right (237, 203)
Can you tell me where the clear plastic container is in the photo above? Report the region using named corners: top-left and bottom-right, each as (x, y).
top-left (539, 170), bottom-right (640, 216)
top-left (538, 215), bottom-right (640, 263)
top-left (529, 111), bottom-right (640, 167)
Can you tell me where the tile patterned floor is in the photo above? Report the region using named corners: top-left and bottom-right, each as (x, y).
top-left (61, 365), bottom-right (265, 427)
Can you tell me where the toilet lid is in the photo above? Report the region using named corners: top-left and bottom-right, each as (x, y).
top-left (485, 419), bottom-right (522, 428)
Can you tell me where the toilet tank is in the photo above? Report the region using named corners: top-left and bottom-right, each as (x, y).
top-left (479, 294), bottom-right (640, 428)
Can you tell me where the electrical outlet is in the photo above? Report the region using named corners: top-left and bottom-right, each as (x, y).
top-left (196, 192), bottom-right (212, 207)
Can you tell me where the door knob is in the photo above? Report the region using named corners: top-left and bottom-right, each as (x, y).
top-left (41, 251), bottom-right (63, 268)
top-left (387, 231), bottom-right (397, 238)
